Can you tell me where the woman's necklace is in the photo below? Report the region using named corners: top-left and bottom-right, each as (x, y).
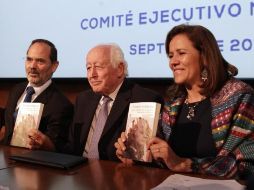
top-left (185, 98), bottom-right (205, 120)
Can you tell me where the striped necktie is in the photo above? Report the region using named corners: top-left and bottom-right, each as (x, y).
top-left (87, 96), bottom-right (111, 159)
top-left (24, 86), bottom-right (35, 102)
top-left (13, 86), bottom-right (35, 121)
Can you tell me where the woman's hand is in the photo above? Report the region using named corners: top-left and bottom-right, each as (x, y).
top-left (114, 132), bottom-right (133, 165)
top-left (148, 137), bottom-right (192, 172)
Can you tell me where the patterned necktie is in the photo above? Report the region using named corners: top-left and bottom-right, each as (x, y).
top-left (24, 86), bottom-right (35, 102)
top-left (87, 96), bottom-right (111, 159)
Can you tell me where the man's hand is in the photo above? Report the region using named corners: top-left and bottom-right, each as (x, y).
top-left (27, 128), bottom-right (55, 151)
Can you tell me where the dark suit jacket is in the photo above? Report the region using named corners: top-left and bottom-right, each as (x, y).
top-left (3, 81), bottom-right (73, 149)
top-left (0, 107), bottom-right (4, 129)
top-left (61, 79), bottom-right (164, 161)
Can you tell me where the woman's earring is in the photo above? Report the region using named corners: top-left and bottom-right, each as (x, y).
top-left (201, 69), bottom-right (208, 82)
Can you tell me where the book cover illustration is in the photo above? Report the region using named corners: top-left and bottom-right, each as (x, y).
top-left (124, 102), bottom-right (161, 162)
top-left (11, 103), bottom-right (44, 148)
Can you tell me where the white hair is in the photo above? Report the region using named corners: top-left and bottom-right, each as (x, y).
top-left (94, 43), bottom-right (128, 76)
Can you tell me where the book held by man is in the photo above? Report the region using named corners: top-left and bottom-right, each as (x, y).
top-left (10, 103), bottom-right (44, 148)
top-left (123, 102), bottom-right (161, 162)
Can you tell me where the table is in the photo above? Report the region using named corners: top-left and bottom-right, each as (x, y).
top-left (0, 145), bottom-right (171, 190)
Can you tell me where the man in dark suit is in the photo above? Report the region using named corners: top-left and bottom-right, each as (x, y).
top-left (3, 39), bottom-right (73, 151)
top-left (0, 107), bottom-right (5, 142)
top-left (60, 44), bottom-right (163, 161)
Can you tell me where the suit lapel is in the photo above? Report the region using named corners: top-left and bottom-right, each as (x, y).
top-left (8, 82), bottom-right (27, 128)
top-left (33, 83), bottom-right (54, 105)
top-left (79, 93), bottom-right (101, 145)
top-left (11, 83), bottom-right (27, 110)
top-left (101, 81), bottom-right (132, 136)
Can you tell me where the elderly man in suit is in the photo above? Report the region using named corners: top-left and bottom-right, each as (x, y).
top-left (61, 43), bottom-right (163, 161)
top-left (3, 39), bottom-right (73, 151)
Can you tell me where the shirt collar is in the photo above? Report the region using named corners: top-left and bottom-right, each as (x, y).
top-left (100, 81), bottom-right (123, 104)
top-left (27, 79), bottom-right (52, 96)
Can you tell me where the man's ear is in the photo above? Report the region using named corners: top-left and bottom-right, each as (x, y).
top-left (117, 62), bottom-right (125, 77)
top-left (51, 61), bottom-right (59, 73)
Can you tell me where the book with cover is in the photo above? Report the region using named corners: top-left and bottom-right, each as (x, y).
top-left (10, 102), bottom-right (44, 148)
top-left (123, 102), bottom-right (161, 162)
